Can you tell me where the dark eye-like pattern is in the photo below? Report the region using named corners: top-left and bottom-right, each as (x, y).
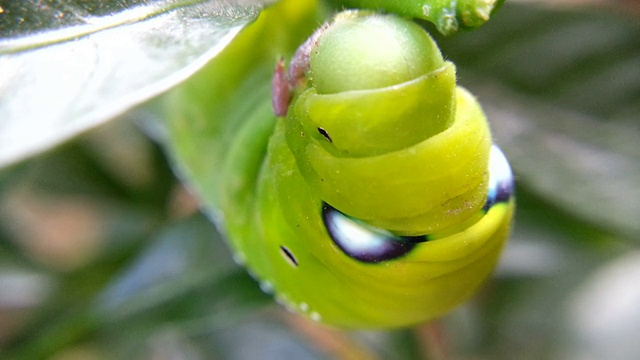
top-left (322, 203), bottom-right (424, 263)
top-left (484, 145), bottom-right (515, 211)
top-left (324, 145), bottom-right (514, 263)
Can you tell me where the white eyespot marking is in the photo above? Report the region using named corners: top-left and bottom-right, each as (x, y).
top-left (484, 145), bottom-right (515, 210)
top-left (322, 203), bottom-right (419, 263)
top-left (489, 145), bottom-right (513, 190)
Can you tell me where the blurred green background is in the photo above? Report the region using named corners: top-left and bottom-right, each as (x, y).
top-left (1, 0), bottom-right (639, 359)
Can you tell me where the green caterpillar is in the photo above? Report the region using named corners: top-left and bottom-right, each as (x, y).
top-left (165, 1), bottom-right (514, 329)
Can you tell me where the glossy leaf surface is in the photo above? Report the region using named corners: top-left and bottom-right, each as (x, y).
top-left (0, 0), bottom-right (271, 168)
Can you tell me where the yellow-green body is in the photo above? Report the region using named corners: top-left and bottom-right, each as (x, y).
top-left (164, 0), bottom-right (514, 329)
top-left (244, 92), bottom-right (514, 328)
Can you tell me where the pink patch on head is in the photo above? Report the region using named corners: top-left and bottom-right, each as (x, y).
top-left (272, 58), bottom-right (291, 117)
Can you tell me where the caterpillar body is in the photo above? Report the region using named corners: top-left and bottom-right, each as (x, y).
top-left (166, 2), bottom-right (514, 329)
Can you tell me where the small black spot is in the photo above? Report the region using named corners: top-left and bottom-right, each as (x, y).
top-left (280, 245), bottom-right (298, 267)
top-left (317, 127), bottom-right (332, 142)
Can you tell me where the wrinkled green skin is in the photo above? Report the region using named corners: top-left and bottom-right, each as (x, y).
top-left (165, 0), bottom-right (514, 329)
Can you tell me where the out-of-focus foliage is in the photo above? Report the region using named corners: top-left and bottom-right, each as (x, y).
top-left (1, 0), bottom-right (639, 359)
top-left (433, 4), bottom-right (640, 239)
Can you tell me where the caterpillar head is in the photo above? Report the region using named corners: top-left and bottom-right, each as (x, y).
top-left (276, 11), bottom-right (492, 237)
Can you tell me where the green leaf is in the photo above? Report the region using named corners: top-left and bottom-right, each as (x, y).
top-left (0, 0), bottom-right (272, 169)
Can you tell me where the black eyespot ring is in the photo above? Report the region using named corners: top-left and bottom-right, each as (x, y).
top-left (322, 203), bottom-right (424, 263)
